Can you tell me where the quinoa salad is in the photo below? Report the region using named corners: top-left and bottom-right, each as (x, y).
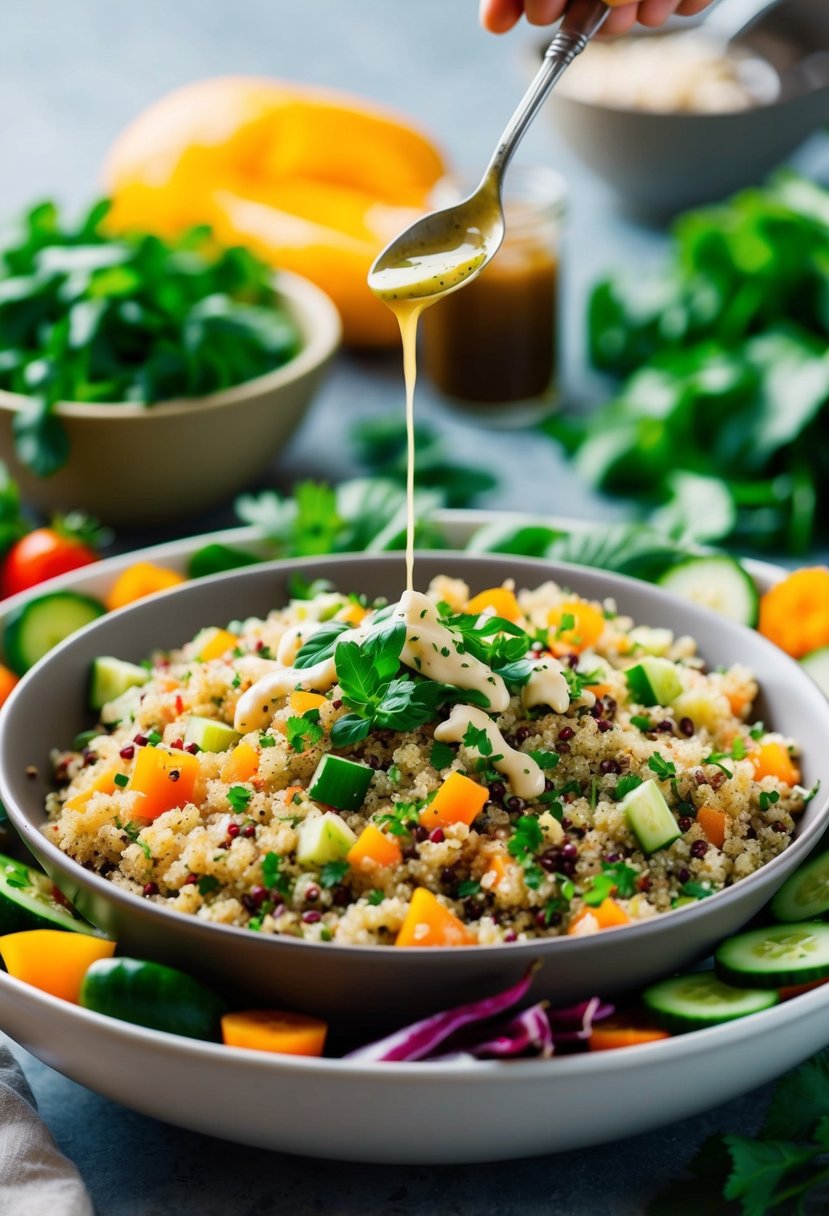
top-left (45, 576), bottom-right (810, 946)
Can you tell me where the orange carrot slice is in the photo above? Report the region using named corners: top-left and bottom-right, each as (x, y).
top-left (589, 1022), bottom-right (670, 1051)
top-left (221, 1009), bottom-right (327, 1056)
top-left (347, 824), bottom-right (402, 869)
top-left (696, 807), bottom-right (728, 849)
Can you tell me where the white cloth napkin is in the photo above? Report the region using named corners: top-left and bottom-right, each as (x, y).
top-left (0, 1044), bottom-right (93, 1216)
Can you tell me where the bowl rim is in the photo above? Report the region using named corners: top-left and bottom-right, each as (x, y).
top-left (3, 549), bottom-right (829, 962)
top-left (0, 268), bottom-right (341, 420)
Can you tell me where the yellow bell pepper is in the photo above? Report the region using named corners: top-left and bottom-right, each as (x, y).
top-left (0, 930), bottom-right (115, 1003)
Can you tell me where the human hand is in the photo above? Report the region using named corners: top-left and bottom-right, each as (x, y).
top-left (480, 0), bottom-right (715, 39)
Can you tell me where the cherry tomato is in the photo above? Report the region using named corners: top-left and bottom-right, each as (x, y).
top-left (1, 528), bottom-right (99, 598)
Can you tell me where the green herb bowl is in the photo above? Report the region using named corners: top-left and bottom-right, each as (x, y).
top-left (2, 551), bottom-right (829, 1034)
top-left (0, 270), bottom-right (340, 527)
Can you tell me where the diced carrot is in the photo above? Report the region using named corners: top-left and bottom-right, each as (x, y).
top-left (289, 691), bottom-right (327, 715)
top-left (0, 664), bottom-right (19, 709)
top-left (347, 823), bottom-right (402, 869)
top-left (568, 898), bottom-right (630, 935)
top-left (758, 567), bottom-right (829, 659)
top-left (466, 587), bottom-right (522, 623)
top-left (336, 601), bottom-right (368, 626)
top-left (751, 741), bottom-right (800, 786)
top-left (482, 853), bottom-right (510, 891)
top-left (195, 627), bottom-right (238, 662)
top-left (547, 600), bottom-right (606, 653)
top-left (221, 742), bottom-right (259, 784)
top-left (419, 771), bottom-right (488, 831)
top-left (696, 806), bottom-right (728, 849)
top-left (105, 562), bottom-right (186, 612)
top-left (778, 979), bottom-right (829, 1001)
top-left (282, 785), bottom-right (304, 805)
top-left (221, 1009), bottom-right (327, 1056)
top-left (585, 682), bottom-right (612, 700)
top-left (395, 888), bottom-right (475, 947)
top-left (127, 745), bottom-right (200, 821)
top-left (726, 690), bottom-right (750, 717)
top-left (589, 1022), bottom-right (670, 1051)
top-left (63, 765), bottom-right (120, 812)
top-left (0, 930), bottom-right (115, 1003)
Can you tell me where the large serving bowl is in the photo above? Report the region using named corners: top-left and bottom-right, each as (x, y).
top-left (0, 269), bottom-right (341, 526)
top-left (537, 0), bottom-right (829, 217)
top-left (1, 551), bottom-right (828, 1033)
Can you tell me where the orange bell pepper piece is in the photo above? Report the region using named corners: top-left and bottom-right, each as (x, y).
top-left (127, 745), bottom-right (200, 821)
top-left (465, 587), bottom-right (522, 623)
top-left (588, 1021), bottom-right (670, 1051)
top-left (758, 567), bottom-right (829, 658)
top-left (195, 627), bottom-right (238, 662)
top-left (289, 690), bottom-right (327, 715)
top-left (482, 853), bottom-right (511, 891)
top-left (105, 563), bottom-right (186, 612)
top-left (63, 765), bottom-right (121, 812)
top-left (221, 742), bottom-right (259, 784)
top-left (751, 741), bottom-right (800, 787)
top-left (347, 824), bottom-right (402, 870)
top-left (0, 930), bottom-right (115, 1003)
top-left (547, 601), bottom-right (606, 653)
top-left (395, 888), bottom-right (475, 947)
top-left (221, 1009), bottom-right (327, 1056)
top-left (696, 807), bottom-right (728, 849)
top-left (568, 898), bottom-right (630, 935)
top-left (419, 772), bottom-right (488, 831)
top-left (0, 664), bottom-right (19, 709)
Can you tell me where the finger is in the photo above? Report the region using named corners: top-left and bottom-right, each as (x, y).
top-left (676, 0), bottom-right (715, 15)
top-left (479, 0), bottom-right (524, 33)
top-left (637, 0), bottom-right (681, 28)
top-left (600, 4), bottom-right (640, 36)
top-left (523, 0), bottom-right (569, 26)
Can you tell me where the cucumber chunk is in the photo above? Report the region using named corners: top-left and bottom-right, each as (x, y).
top-left (770, 848), bottom-right (829, 923)
top-left (100, 685), bottom-right (143, 728)
top-left (183, 715), bottom-right (241, 753)
top-left (657, 556), bottom-right (759, 627)
top-left (80, 957), bottom-right (226, 1040)
top-left (0, 852), bottom-right (98, 935)
top-left (621, 779), bottom-right (681, 854)
top-left (643, 971), bottom-right (778, 1032)
top-left (4, 591), bottom-right (105, 675)
top-left (716, 922), bottom-right (829, 988)
top-left (625, 657), bottom-right (682, 707)
top-left (800, 648), bottom-right (829, 701)
top-left (308, 754), bottom-right (373, 812)
top-left (296, 811), bottom-right (357, 867)
top-left (89, 656), bottom-right (150, 712)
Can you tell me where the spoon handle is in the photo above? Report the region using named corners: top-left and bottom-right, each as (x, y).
top-left (485, 0), bottom-right (609, 184)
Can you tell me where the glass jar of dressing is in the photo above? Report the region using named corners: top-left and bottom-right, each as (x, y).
top-left (421, 164), bottom-right (566, 426)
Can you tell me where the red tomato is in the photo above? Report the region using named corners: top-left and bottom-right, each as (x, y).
top-left (1, 529), bottom-right (99, 597)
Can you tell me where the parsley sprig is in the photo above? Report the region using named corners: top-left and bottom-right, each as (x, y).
top-left (583, 860), bottom-right (639, 907)
top-left (285, 709), bottom-right (324, 753)
top-left (507, 815), bottom-right (545, 889)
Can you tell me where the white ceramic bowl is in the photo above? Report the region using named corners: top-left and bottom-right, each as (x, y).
top-left (0, 270), bottom-right (341, 526)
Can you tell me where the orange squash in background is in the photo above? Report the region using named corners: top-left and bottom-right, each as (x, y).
top-left (103, 77), bottom-right (446, 347)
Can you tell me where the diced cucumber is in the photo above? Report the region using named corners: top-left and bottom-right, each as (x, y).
top-left (622, 779), bottom-right (681, 854)
top-left (0, 852), bottom-right (98, 935)
top-left (296, 811), bottom-right (357, 867)
top-left (716, 922), bottom-right (829, 988)
top-left (4, 591), bottom-right (105, 675)
top-left (628, 626), bottom-right (674, 657)
top-left (643, 971), bottom-right (778, 1033)
top-left (770, 848), bottom-right (829, 923)
top-left (671, 689), bottom-right (724, 733)
top-left (80, 957), bottom-right (226, 1041)
top-left (625, 657), bottom-right (682, 707)
top-left (309, 754), bottom-right (373, 812)
top-left (183, 715), bottom-right (241, 753)
top-left (657, 556), bottom-right (759, 627)
top-left (89, 656), bottom-right (150, 713)
top-left (100, 685), bottom-right (144, 728)
top-left (800, 647), bottom-right (829, 701)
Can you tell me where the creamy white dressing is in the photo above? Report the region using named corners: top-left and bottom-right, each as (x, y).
top-left (396, 590), bottom-right (510, 713)
top-left (434, 704), bottom-right (545, 800)
top-left (522, 659), bottom-right (570, 714)
top-left (234, 656), bottom-right (338, 732)
top-left (276, 621), bottom-right (324, 667)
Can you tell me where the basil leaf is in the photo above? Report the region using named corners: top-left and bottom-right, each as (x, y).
top-left (294, 622), bottom-right (350, 670)
top-left (361, 618), bottom-right (406, 684)
top-left (330, 713), bottom-right (372, 747)
top-left (334, 640), bottom-right (382, 708)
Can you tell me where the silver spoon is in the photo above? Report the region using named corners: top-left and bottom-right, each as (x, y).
top-left (368, 0), bottom-right (610, 304)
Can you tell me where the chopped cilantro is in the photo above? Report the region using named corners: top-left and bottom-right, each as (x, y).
top-left (285, 709), bottom-right (324, 753)
top-left (615, 773), bottom-right (643, 800)
top-left (528, 749), bottom-right (559, 771)
top-left (680, 880), bottom-right (713, 900)
top-left (430, 740), bottom-right (455, 771)
top-left (259, 733), bottom-right (276, 748)
top-left (555, 611), bottom-right (576, 639)
top-left (114, 817), bottom-right (151, 860)
top-left (583, 860), bottom-right (639, 906)
top-left (375, 801), bottom-right (419, 837)
top-left (648, 753), bottom-right (676, 780)
top-left (759, 789), bottom-right (781, 811)
top-left (387, 764), bottom-right (401, 784)
top-left (231, 673), bottom-right (241, 690)
top-left (247, 916), bottom-right (263, 932)
top-left (261, 851), bottom-right (291, 897)
top-left (561, 665), bottom-right (605, 699)
top-left (197, 875), bottom-right (220, 896)
top-left (749, 721), bottom-right (765, 741)
top-left (320, 860), bottom-right (351, 889)
top-left (227, 785), bottom-right (253, 812)
top-left (367, 889), bottom-right (385, 906)
top-left (508, 815), bottom-right (545, 889)
top-left (146, 729), bottom-right (162, 747)
top-left (457, 879), bottom-right (481, 898)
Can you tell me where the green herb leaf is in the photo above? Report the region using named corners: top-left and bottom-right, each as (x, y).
top-left (615, 774), bottom-right (643, 800)
top-left (293, 622), bottom-right (350, 669)
top-left (227, 785), bottom-right (253, 812)
top-left (648, 753), bottom-right (677, 780)
top-left (320, 860), bottom-right (351, 889)
top-left (285, 710), bottom-right (324, 753)
top-left (197, 875), bottom-right (220, 896)
top-left (430, 740), bottom-right (455, 770)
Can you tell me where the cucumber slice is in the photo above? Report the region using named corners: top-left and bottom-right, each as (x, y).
top-left (625, 657), bottom-right (682, 707)
top-left (100, 685), bottom-right (143, 728)
top-left (4, 591), bottom-right (106, 675)
top-left (308, 755), bottom-right (373, 812)
top-left (80, 957), bottom-right (226, 1041)
top-left (770, 848), bottom-right (829, 923)
top-left (800, 648), bottom-right (829, 701)
top-left (621, 779), bottom-right (681, 854)
top-left (89, 656), bottom-right (150, 712)
top-left (657, 556), bottom-right (759, 627)
top-left (0, 852), bottom-right (98, 935)
top-left (296, 811), bottom-right (357, 867)
top-left (628, 626), bottom-right (674, 657)
top-left (716, 922), bottom-right (829, 988)
top-left (183, 715), bottom-right (241, 753)
top-left (643, 970), bottom-right (778, 1032)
